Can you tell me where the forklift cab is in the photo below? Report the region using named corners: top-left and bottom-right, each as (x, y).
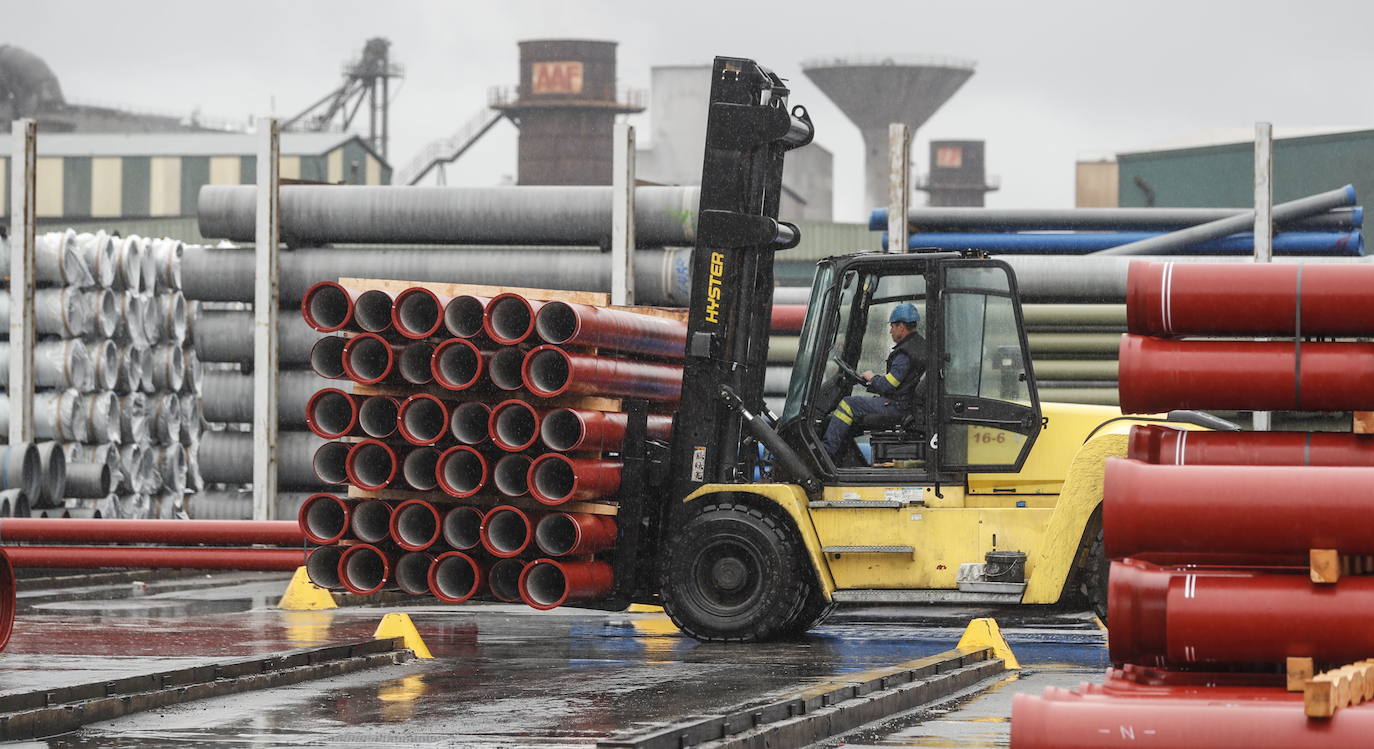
top-left (777, 251), bottom-right (1044, 483)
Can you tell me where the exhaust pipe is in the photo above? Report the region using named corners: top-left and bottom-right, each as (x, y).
top-left (442, 505), bottom-right (485, 550)
top-left (309, 336), bottom-right (348, 379)
top-left (300, 281), bottom-right (357, 332)
top-left (484, 293), bottom-right (545, 345)
top-left (535, 512), bottom-right (618, 556)
top-left (341, 333), bottom-right (402, 385)
top-left (304, 545), bottom-right (345, 590)
top-left (431, 338), bottom-right (489, 391)
top-left (351, 289), bottom-right (397, 333)
top-left (312, 441), bottom-right (351, 485)
top-left (449, 401), bottom-right (492, 445)
top-left (400, 446), bottom-right (441, 492)
top-left (390, 499), bottom-right (442, 551)
top-left (519, 558), bottom-right (614, 610)
top-left (357, 395), bottom-right (400, 439)
top-left (428, 551), bottom-right (486, 603)
top-left (349, 499), bottom-right (395, 544)
top-left (305, 388), bottom-right (360, 439)
top-left (338, 543), bottom-right (397, 595)
top-left (488, 558), bottom-right (527, 603)
top-left (345, 440), bottom-right (398, 491)
top-left (488, 347), bottom-right (528, 391)
top-left (444, 294), bottom-right (489, 339)
top-left (480, 505), bottom-right (540, 557)
top-left (534, 301), bottom-right (687, 359)
top-left (489, 400), bottom-right (545, 452)
top-left (540, 408), bottom-right (674, 452)
top-left (397, 341), bottom-right (437, 385)
top-left (298, 492), bottom-right (354, 544)
top-left (395, 551), bottom-right (437, 595)
top-left (397, 393), bottom-right (450, 446)
top-left (492, 453), bottom-right (533, 497)
top-left (523, 345), bottom-right (682, 401)
top-left (392, 287), bottom-right (451, 339)
top-left (528, 454), bottom-right (622, 505)
top-left (435, 446), bottom-right (487, 498)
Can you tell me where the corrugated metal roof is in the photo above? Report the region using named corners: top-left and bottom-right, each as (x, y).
top-left (0, 132), bottom-right (385, 161)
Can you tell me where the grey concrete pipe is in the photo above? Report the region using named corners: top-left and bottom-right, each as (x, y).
top-left (180, 393), bottom-right (202, 446)
top-left (64, 461), bottom-right (111, 498)
top-left (90, 339), bottom-right (120, 391)
top-left (184, 489), bottom-right (312, 521)
top-left (198, 184), bottom-right (701, 247)
top-left (31, 389), bottom-right (84, 443)
top-left (115, 235), bottom-right (145, 293)
top-left (198, 429), bottom-right (327, 488)
top-left (0, 339), bottom-right (92, 391)
top-left (158, 292), bottom-right (188, 344)
top-left (892, 206), bottom-right (1361, 232)
top-left (0, 288), bottom-right (93, 337)
top-left (78, 391), bottom-right (121, 445)
top-left (148, 344), bottom-right (185, 392)
top-left (200, 369), bottom-right (330, 427)
top-left (35, 230), bottom-right (94, 286)
top-left (150, 238), bottom-right (184, 291)
top-left (156, 443), bottom-right (186, 493)
top-left (87, 288), bottom-right (120, 339)
top-left (0, 443), bottom-right (40, 499)
top-left (75, 231), bottom-right (118, 288)
top-left (193, 309), bottom-right (319, 366)
top-left (33, 440), bottom-right (66, 507)
top-left (180, 246), bottom-right (692, 307)
top-left (150, 393), bottom-right (181, 443)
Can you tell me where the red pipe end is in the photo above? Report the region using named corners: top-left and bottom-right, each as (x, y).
top-left (305, 388), bottom-right (359, 439)
top-left (444, 295), bottom-right (490, 339)
top-left (519, 558), bottom-right (614, 610)
top-left (392, 287), bottom-right (446, 339)
top-left (312, 441), bottom-right (351, 485)
top-left (341, 333), bottom-right (395, 385)
top-left (489, 399), bottom-right (541, 452)
top-left (480, 505), bottom-right (536, 558)
top-left (488, 558), bottom-right (527, 603)
top-left (428, 551), bottom-right (485, 603)
top-left (394, 552), bottom-right (437, 595)
top-left (397, 393), bottom-right (449, 446)
top-left (484, 293), bottom-right (538, 345)
top-left (1106, 559), bottom-right (1171, 668)
top-left (431, 338), bottom-right (485, 391)
top-left (301, 281), bottom-right (353, 333)
top-left (390, 499), bottom-right (442, 551)
top-left (435, 445), bottom-right (488, 498)
top-left (338, 543), bottom-right (391, 596)
top-left (345, 440), bottom-right (398, 491)
top-left (0, 550), bottom-right (13, 652)
top-left (304, 545), bottom-right (344, 590)
top-left (352, 289), bottom-right (397, 334)
top-left (442, 505), bottom-right (486, 550)
top-left (298, 492), bottom-right (351, 545)
top-left (522, 345), bottom-right (572, 398)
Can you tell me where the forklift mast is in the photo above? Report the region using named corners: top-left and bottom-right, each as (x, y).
top-left (668, 56), bottom-right (814, 499)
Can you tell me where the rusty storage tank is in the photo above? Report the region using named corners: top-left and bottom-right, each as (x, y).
top-left (490, 40), bottom-right (644, 186)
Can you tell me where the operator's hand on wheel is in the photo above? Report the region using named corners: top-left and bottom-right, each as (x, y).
top-left (861, 370), bottom-right (876, 383)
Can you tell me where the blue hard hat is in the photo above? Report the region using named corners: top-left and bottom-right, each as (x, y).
top-left (889, 303), bottom-right (921, 325)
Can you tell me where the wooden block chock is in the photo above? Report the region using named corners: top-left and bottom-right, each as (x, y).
top-left (1304, 659), bottom-right (1374, 718)
top-left (1287, 657), bottom-right (1315, 692)
top-left (1354, 411), bottom-right (1374, 434)
top-left (1311, 549), bottom-right (1340, 584)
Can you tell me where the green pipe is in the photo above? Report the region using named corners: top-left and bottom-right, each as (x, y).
top-left (1022, 304), bottom-right (1126, 329)
top-left (1031, 360), bottom-right (1118, 381)
top-left (1027, 333), bottom-right (1122, 356)
top-left (1040, 388), bottom-right (1120, 406)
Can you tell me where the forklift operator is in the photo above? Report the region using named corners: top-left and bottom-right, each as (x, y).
top-left (822, 303), bottom-right (926, 459)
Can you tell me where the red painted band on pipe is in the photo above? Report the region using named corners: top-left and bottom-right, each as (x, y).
top-left (428, 551), bottom-right (486, 603)
top-left (309, 336), bottom-right (348, 380)
top-left (357, 395), bottom-right (400, 439)
top-left (3, 546), bottom-right (302, 571)
top-left (480, 505), bottom-right (541, 558)
top-left (489, 399), bottom-right (544, 452)
top-left (1112, 664), bottom-right (1284, 689)
top-left (1128, 424), bottom-right (1374, 467)
top-left (345, 440), bottom-right (397, 491)
top-left (1108, 559), bottom-right (1374, 668)
top-left (435, 445), bottom-right (487, 498)
top-left (395, 551), bottom-right (437, 595)
top-left (351, 289), bottom-right (397, 334)
top-left (533, 301), bottom-right (687, 359)
top-left (389, 499), bottom-right (442, 551)
top-left (441, 505), bottom-right (485, 550)
top-left (392, 287), bottom-right (452, 340)
top-left (770, 304), bottom-right (806, 334)
top-left (312, 441), bottom-right (351, 485)
top-left (397, 393), bottom-right (450, 446)
top-left (488, 347), bottom-right (529, 391)
top-left (444, 294), bottom-right (490, 339)
top-left (519, 558), bottom-right (614, 610)
top-left (305, 388), bottom-right (360, 439)
top-left (431, 338), bottom-right (489, 391)
top-left (522, 345), bottom-right (682, 402)
top-left (487, 558), bottom-right (527, 603)
top-left (397, 341), bottom-right (436, 386)
top-left (341, 333), bottom-right (402, 385)
top-left (449, 401), bottom-right (493, 445)
top-left (338, 543), bottom-right (395, 595)
top-left (298, 493), bottom-right (353, 545)
top-left (305, 545), bottom-right (344, 589)
top-left (349, 498), bottom-right (395, 544)
top-left (1126, 260), bottom-right (1374, 337)
top-left (0, 550), bottom-right (14, 651)
top-left (540, 408), bottom-right (674, 452)
top-left (300, 281), bottom-right (357, 333)
top-left (527, 453), bottom-right (622, 505)
top-left (1105, 457), bottom-right (1374, 562)
top-left (0, 518), bottom-right (306, 547)
top-left (1118, 334), bottom-right (1374, 413)
top-left (534, 512), bottom-right (617, 556)
top-left (484, 293), bottom-right (545, 345)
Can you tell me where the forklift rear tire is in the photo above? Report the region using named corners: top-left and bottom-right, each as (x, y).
top-left (660, 501), bottom-right (810, 642)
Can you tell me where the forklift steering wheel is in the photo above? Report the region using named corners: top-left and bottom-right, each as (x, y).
top-left (831, 356), bottom-right (865, 385)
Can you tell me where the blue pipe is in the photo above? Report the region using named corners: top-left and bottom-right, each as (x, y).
top-left (881, 230), bottom-right (1364, 255)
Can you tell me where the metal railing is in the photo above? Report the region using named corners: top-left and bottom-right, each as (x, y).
top-left (392, 109), bottom-right (505, 186)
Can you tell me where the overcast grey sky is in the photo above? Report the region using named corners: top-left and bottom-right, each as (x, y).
top-left (11, 0), bottom-right (1374, 220)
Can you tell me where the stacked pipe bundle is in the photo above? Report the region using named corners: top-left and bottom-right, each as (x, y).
top-left (297, 281), bottom-right (682, 610)
top-left (1011, 259), bottom-right (1374, 747)
top-left (2, 230), bottom-right (200, 519)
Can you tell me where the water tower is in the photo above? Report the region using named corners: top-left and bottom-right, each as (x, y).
top-left (802, 56), bottom-right (975, 211)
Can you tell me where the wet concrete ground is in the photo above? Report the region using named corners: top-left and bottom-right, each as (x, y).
top-left (2, 572), bottom-right (1107, 748)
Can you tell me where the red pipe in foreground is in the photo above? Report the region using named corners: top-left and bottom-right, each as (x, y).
top-left (535, 512), bottom-right (617, 556)
top-left (1126, 260), bottom-right (1374, 337)
top-left (337, 544), bottom-right (397, 595)
top-left (349, 499), bottom-right (395, 544)
top-left (300, 281), bottom-right (358, 333)
top-left (357, 395), bottom-right (401, 439)
top-left (539, 408), bottom-right (674, 452)
top-left (480, 505), bottom-right (541, 558)
top-left (1104, 458), bottom-right (1374, 561)
top-left (389, 499), bottom-right (442, 551)
top-left (0, 518), bottom-right (305, 547)
top-left (431, 338), bottom-right (490, 391)
top-left (396, 393), bottom-right (450, 446)
top-left (1128, 424), bottom-right (1374, 467)
top-left (449, 401), bottom-right (493, 445)
top-left (1117, 334), bottom-right (1374, 413)
top-left (0, 549), bottom-right (14, 651)
top-left (489, 399), bottom-right (545, 452)
top-left (484, 293), bottom-right (545, 345)
top-left (350, 289), bottom-right (397, 333)
top-left (435, 446), bottom-right (488, 498)
top-left (392, 286), bottom-right (452, 339)
top-left (298, 493), bottom-right (354, 545)
top-left (305, 388), bottom-right (360, 439)
top-left (492, 454), bottom-right (532, 497)
top-left (444, 294), bottom-right (490, 339)
top-left (441, 505), bottom-right (485, 550)
top-left (3, 547), bottom-right (302, 571)
top-left (1108, 559), bottom-right (1374, 667)
top-left (523, 345), bottom-right (682, 401)
top-left (1010, 688), bottom-right (1374, 748)
top-left (519, 558), bottom-right (613, 610)
top-left (345, 440), bottom-right (398, 491)
top-left (341, 333), bottom-right (404, 385)
top-left (527, 453), bottom-right (622, 505)
top-left (533, 301), bottom-right (687, 359)
top-left (428, 551), bottom-right (486, 603)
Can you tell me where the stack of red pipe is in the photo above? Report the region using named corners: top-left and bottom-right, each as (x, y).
top-left (1014, 260), bottom-right (1374, 747)
top-left (299, 282), bottom-right (683, 609)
